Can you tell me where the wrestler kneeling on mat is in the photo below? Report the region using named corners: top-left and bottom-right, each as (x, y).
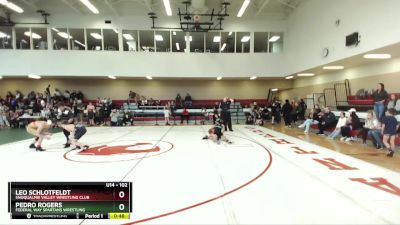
top-left (27, 120), bottom-right (53, 151)
top-left (57, 123), bottom-right (89, 150)
top-left (202, 119), bottom-right (233, 144)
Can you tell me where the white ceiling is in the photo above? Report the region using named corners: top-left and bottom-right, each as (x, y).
top-left (8, 0), bottom-right (305, 19)
top-left (295, 42), bottom-right (400, 77)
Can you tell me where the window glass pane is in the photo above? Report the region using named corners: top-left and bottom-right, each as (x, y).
top-left (155, 31), bottom-right (170, 52)
top-left (236, 32), bottom-right (250, 53)
top-left (139, 30), bottom-right (154, 52)
top-left (0, 27), bottom-right (12, 49)
top-left (103, 29), bottom-right (119, 51)
top-left (69, 29), bottom-right (85, 50)
top-left (190, 32), bottom-right (204, 53)
top-left (87, 28), bottom-right (102, 51)
top-left (51, 28), bottom-right (68, 50)
top-left (254, 32), bottom-right (268, 53)
top-left (171, 31), bottom-right (185, 52)
top-left (32, 28), bottom-right (47, 50)
top-left (205, 32), bottom-right (220, 53)
top-left (122, 30), bottom-right (138, 52)
top-left (268, 32), bottom-right (283, 53)
top-left (15, 28), bottom-right (30, 49)
top-left (221, 32), bottom-right (234, 53)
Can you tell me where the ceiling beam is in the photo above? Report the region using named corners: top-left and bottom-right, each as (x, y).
top-left (61, 0), bottom-right (84, 15)
top-left (255, 0), bottom-right (271, 16)
top-left (276, 0), bottom-right (296, 9)
top-left (104, 0), bottom-right (120, 16)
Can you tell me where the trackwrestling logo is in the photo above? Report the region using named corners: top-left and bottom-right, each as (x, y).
top-left (64, 140), bottom-right (174, 163)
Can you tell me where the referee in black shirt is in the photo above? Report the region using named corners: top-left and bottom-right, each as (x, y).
top-left (219, 97), bottom-right (234, 132)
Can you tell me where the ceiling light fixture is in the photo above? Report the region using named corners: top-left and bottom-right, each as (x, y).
top-left (57, 32), bottom-right (72, 39)
top-left (323, 66), bottom-right (344, 70)
top-left (172, 31), bottom-right (176, 35)
top-left (108, 75), bottom-right (116, 79)
top-left (363, 54), bottom-right (391, 59)
top-left (163, 0), bottom-right (172, 16)
top-left (271, 88), bottom-right (278, 92)
top-left (74, 40), bottom-right (86, 47)
top-left (220, 43), bottom-right (227, 52)
top-left (123, 34), bottom-right (134, 40)
top-left (217, 76), bottom-right (222, 80)
top-left (241, 36), bottom-right (250, 42)
top-left (155, 34), bottom-right (164, 41)
top-left (0, 0), bottom-right (24, 13)
top-left (237, 0), bottom-right (250, 17)
top-left (250, 76), bottom-right (257, 80)
top-left (285, 75), bottom-right (294, 79)
top-left (24, 31), bottom-right (41, 39)
top-left (146, 76), bottom-right (153, 80)
top-left (269, 36), bottom-right (280, 42)
top-left (213, 36), bottom-right (221, 42)
top-left (28, 74), bottom-right (41, 79)
top-left (297, 73), bottom-right (315, 77)
top-left (90, 33), bottom-right (102, 40)
top-left (0, 31), bottom-right (7, 38)
top-left (51, 28), bottom-right (60, 32)
top-left (0, 76), bottom-right (3, 79)
top-left (79, 0), bottom-right (99, 14)
top-left (228, 32), bottom-right (232, 36)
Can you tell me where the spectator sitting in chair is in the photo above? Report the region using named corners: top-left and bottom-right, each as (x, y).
top-left (358, 110), bottom-right (379, 144)
top-left (317, 107), bottom-right (336, 135)
top-left (340, 108), bottom-right (361, 142)
top-left (110, 109), bottom-right (119, 126)
top-left (387, 94), bottom-right (400, 114)
top-left (122, 109), bottom-right (134, 126)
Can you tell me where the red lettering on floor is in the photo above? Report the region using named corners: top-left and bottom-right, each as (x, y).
top-left (350, 178), bottom-right (400, 196)
top-left (264, 134), bottom-right (276, 138)
top-left (291, 146), bottom-right (318, 154)
top-left (270, 139), bottom-right (293, 145)
top-left (313, 158), bottom-right (358, 170)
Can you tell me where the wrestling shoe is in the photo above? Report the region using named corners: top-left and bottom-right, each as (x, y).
top-left (36, 146), bottom-right (45, 151)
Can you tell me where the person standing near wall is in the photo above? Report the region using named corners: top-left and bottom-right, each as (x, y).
top-left (372, 83), bottom-right (388, 121)
top-left (282, 99), bottom-right (293, 128)
top-left (219, 97), bottom-right (234, 132)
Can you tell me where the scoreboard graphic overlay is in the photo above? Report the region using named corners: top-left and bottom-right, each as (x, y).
top-left (8, 182), bottom-right (132, 219)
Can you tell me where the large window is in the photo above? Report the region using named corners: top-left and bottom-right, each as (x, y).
top-left (103, 29), bottom-right (119, 51)
top-left (52, 28), bottom-right (68, 50)
top-left (268, 32), bottom-right (283, 53)
top-left (69, 29), bottom-right (85, 50)
top-left (0, 27), bottom-right (12, 49)
top-left (206, 32), bottom-right (220, 53)
top-left (155, 31), bottom-right (170, 52)
top-left (15, 28), bottom-right (30, 50)
top-left (236, 32), bottom-right (250, 53)
top-left (87, 28), bottom-right (102, 50)
top-left (190, 32), bottom-right (204, 53)
top-left (2, 27), bottom-right (284, 53)
top-left (171, 31), bottom-right (185, 52)
top-left (122, 30), bottom-right (138, 52)
top-left (254, 32), bottom-right (268, 53)
top-left (139, 30), bottom-right (154, 52)
top-left (221, 32), bottom-right (235, 53)
top-left (31, 28), bottom-right (47, 50)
